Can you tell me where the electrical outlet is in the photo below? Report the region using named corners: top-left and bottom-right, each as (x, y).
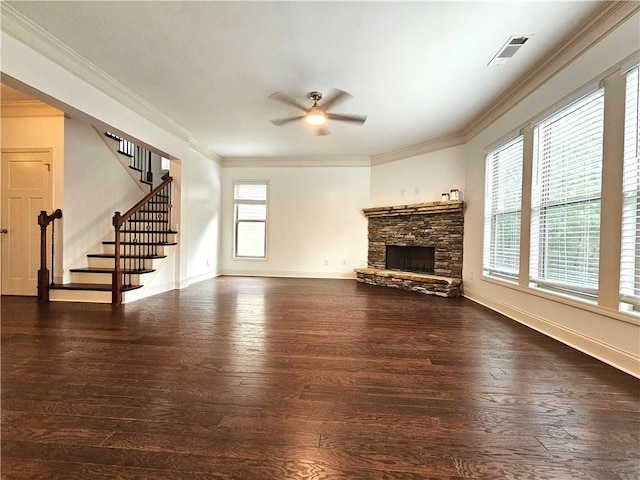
top-left (415, 187), bottom-right (420, 194)
top-left (400, 189), bottom-right (405, 197)
top-left (342, 260), bottom-right (347, 266)
top-left (470, 271), bottom-right (475, 280)
top-left (324, 259), bottom-right (329, 266)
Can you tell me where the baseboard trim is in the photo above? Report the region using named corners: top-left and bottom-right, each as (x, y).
top-left (186, 271), bottom-right (220, 286)
top-left (219, 270), bottom-right (356, 280)
top-left (123, 280), bottom-right (176, 304)
top-left (464, 288), bottom-right (640, 378)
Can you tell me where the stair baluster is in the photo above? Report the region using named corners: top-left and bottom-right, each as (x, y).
top-left (105, 132), bottom-right (154, 189)
top-left (146, 150), bottom-right (153, 186)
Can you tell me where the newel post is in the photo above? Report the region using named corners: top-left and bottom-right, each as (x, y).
top-left (37, 211), bottom-right (50, 302)
top-left (112, 211), bottom-right (123, 305)
top-left (37, 209), bottom-right (62, 303)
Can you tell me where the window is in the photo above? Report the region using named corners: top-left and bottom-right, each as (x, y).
top-left (234, 182), bottom-right (267, 258)
top-left (530, 88), bottom-right (605, 299)
top-left (620, 66), bottom-right (640, 313)
top-left (483, 135), bottom-right (523, 281)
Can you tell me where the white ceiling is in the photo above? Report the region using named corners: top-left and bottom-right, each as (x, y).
top-left (6, 1), bottom-right (606, 161)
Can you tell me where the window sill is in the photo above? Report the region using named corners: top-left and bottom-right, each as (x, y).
top-left (481, 274), bottom-right (640, 327)
top-left (233, 256), bottom-right (268, 262)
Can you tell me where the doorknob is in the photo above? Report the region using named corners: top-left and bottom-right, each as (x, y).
top-left (0, 229), bottom-right (8, 234)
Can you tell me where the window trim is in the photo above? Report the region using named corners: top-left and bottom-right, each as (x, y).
top-left (232, 180), bottom-right (269, 260)
top-left (483, 134), bottom-right (524, 282)
top-left (529, 86), bottom-right (605, 300)
top-left (619, 64), bottom-right (640, 314)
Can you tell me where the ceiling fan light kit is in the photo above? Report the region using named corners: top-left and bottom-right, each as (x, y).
top-left (305, 106), bottom-right (327, 126)
top-left (270, 89), bottom-right (367, 135)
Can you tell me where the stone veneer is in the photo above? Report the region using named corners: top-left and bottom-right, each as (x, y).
top-left (355, 200), bottom-right (464, 298)
top-left (355, 268), bottom-right (462, 297)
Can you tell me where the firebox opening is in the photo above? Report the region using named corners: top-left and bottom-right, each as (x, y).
top-left (385, 246), bottom-right (435, 274)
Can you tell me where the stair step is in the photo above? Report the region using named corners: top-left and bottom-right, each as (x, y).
top-left (69, 267), bottom-right (155, 274)
top-left (130, 215), bottom-right (169, 222)
top-left (120, 229), bottom-right (177, 234)
top-left (87, 253), bottom-right (166, 259)
top-left (105, 132), bottom-right (123, 142)
top-left (127, 219), bottom-right (169, 224)
top-left (103, 241), bottom-right (177, 246)
top-left (49, 283), bottom-right (142, 292)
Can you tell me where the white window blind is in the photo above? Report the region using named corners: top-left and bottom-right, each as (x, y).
top-left (620, 66), bottom-right (640, 311)
top-left (530, 88), bottom-right (604, 298)
top-left (483, 135), bottom-right (523, 280)
top-left (234, 182), bottom-right (267, 258)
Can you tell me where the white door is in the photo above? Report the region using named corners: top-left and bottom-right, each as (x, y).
top-left (1, 149), bottom-right (52, 295)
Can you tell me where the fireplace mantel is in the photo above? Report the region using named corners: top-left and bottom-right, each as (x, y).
top-left (362, 200), bottom-right (463, 218)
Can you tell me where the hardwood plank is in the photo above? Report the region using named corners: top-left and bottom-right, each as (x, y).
top-left (2, 277), bottom-right (639, 479)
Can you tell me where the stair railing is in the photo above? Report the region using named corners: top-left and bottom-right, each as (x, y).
top-left (37, 209), bottom-right (63, 302)
top-left (105, 132), bottom-right (154, 189)
top-left (134, 145), bottom-right (153, 187)
top-left (112, 174), bottom-right (173, 304)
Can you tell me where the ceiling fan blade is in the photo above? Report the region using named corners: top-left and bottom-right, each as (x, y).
top-left (326, 113), bottom-right (367, 125)
top-left (315, 126), bottom-right (331, 136)
top-left (269, 92), bottom-right (308, 112)
top-left (321, 89), bottom-right (352, 111)
top-left (271, 115), bottom-right (304, 126)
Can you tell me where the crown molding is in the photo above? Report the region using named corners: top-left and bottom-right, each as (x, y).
top-left (189, 137), bottom-right (223, 166)
top-left (2, 2), bottom-right (636, 168)
top-left (463, 1), bottom-right (640, 141)
top-left (371, 1), bottom-right (638, 166)
top-left (221, 156), bottom-right (371, 168)
top-left (0, 3), bottom-right (195, 145)
top-left (371, 133), bottom-right (466, 166)
top-left (1, 99), bottom-right (63, 117)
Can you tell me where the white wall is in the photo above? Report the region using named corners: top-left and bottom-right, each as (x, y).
top-left (183, 147), bottom-right (222, 283)
top-left (221, 165), bottom-right (370, 278)
top-left (369, 145), bottom-right (466, 207)
top-left (63, 116), bottom-right (144, 274)
top-left (462, 12), bottom-right (640, 376)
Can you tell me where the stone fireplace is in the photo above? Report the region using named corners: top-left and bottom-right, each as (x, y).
top-left (355, 200), bottom-right (463, 297)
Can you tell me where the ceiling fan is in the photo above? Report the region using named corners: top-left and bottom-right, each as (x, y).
top-left (269, 89), bottom-right (367, 136)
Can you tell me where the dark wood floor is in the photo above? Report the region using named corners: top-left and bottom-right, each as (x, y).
top-left (2, 277), bottom-right (639, 479)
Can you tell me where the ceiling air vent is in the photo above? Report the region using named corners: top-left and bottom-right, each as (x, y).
top-left (488, 36), bottom-right (530, 66)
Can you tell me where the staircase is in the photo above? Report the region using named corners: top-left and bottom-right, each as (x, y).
top-left (47, 135), bottom-right (177, 304)
top-left (104, 131), bottom-right (154, 189)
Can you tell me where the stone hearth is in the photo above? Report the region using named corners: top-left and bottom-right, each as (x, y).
top-left (355, 200), bottom-right (464, 297)
top-left (355, 268), bottom-right (462, 297)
